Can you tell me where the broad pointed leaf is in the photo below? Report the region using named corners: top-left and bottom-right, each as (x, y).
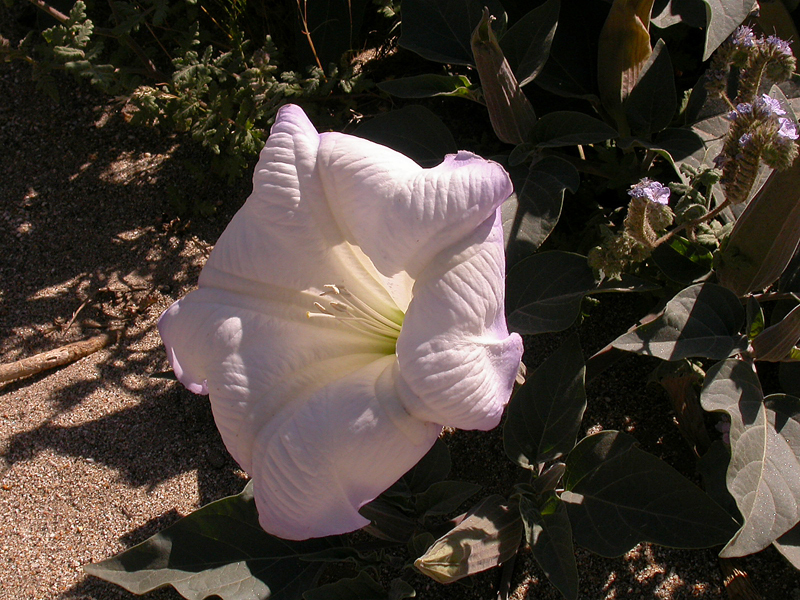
top-left (303, 572), bottom-right (415, 600)
top-left (625, 39), bottom-right (677, 135)
top-left (561, 431), bottom-right (738, 557)
top-left (414, 480), bottom-right (482, 517)
top-left (414, 495), bottom-right (523, 583)
top-left (650, 235), bottom-right (714, 284)
top-left (612, 283), bottom-right (747, 360)
top-left (519, 492), bottom-right (578, 600)
top-left (354, 106), bottom-right (456, 167)
top-left (377, 74), bottom-right (478, 100)
top-left (774, 522), bottom-right (800, 569)
top-left (398, 0), bottom-right (506, 65)
top-left (85, 482), bottom-right (343, 600)
top-left (702, 0), bottom-right (758, 60)
top-left (530, 111), bottom-right (619, 148)
top-left (701, 360), bottom-right (800, 557)
top-left (500, 0), bottom-right (560, 87)
top-left (506, 252), bottom-right (597, 334)
top-left (504, 334), bottom-right (586, 468)
top-left (752, 304), bottom-right (800, 361)
top-left (503, 156), bottom-right (580, 262)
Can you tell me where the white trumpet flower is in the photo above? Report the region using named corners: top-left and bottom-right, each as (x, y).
top-left (159, 105), bottom-right (523, 540)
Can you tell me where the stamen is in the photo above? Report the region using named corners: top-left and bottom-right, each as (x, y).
top-left (306, 284), bottom-right (403, 340)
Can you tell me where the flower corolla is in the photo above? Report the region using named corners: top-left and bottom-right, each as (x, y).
top-left (778, 117), bottom-right (799, 141)
top-left (158, 105), bottom-right (524, 540)
top-left (628, 178), bottom-right (670, 205)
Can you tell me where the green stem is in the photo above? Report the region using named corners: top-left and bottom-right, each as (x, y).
top-left (653, 198), bottom-right (732, 248)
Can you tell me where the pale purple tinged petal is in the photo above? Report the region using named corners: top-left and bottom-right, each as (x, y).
top-left (317, 135), bottom-right (513, 279)
top-left (250, 355), bottom-right (441, 540)
top-left (396, 210), bottom-right (523, 430)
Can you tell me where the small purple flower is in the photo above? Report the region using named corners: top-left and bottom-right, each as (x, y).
top-left (629, 178), bottom-right (671, 205)
top-left (731, 26), bottom-right (756, 48)
top-left (739, 132), bottom-right (753, 146)
top-left (765, 35), bottom-right (793, 58)
top-left (778, 117), bottom-right (799, 140)
top-left (756, 94), bottom-right (786, 116)
top-left (728, 102), bottom-right (753, 120)
top-left (715, 420), bottom-right (731, 446)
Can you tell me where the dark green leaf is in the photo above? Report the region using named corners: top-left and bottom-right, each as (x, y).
top-left (414, 496), bottom-right (523, 583)
top-left (85, 482), bottom-right (343, 600)
top-left (752, 304), bottom-right (800, 361)
top-left (359, 498), bottom-right (418, 543)
top-left (503, 156), bottom-right (580, 263)
top-left (696, 440), bottom-right (741, 520)
top-left (519, 492), bottom-right (578, 600)
top-left (652, 0), bottom-right (708, 28)
top-left (506, 251), bottom-right (597, 334)
top-left (377, 74), bottom-right (477, 100)
top-left (530, 111), bottom-right (619, 148)
top-left (561, 431), bottom-right (738, 556)
top-left (398, 0), bottom-right (506, 65)
top-left (625, 40), bottom-right (677, 135)
top-left (398, 438), bottom-right (452, 495)
top-left (354, 106), bottom-right (456, 167)
top-left (533, 3), bottom-right (602, 100)
top-left (701, 360), bottom-right (800, 556)
top-left (612, 283), bottom-right (747, 360)
top-left (500, 0), bottom-right (560, 86)
top-left (504, 335), bottom-right (586, 467)
top-left (774, 522), bottom-right (800, 569)
top-left (702, 0), bottom-right (759, 61)
top-left (303, 571), bottom-right (415, 600)
top-left (650, 235), bottom-right (714, 284)
top-left (415, 481), bottom-right (482, 517)
top-left (781, 362), bottom-right (800, 396)
top-left (746, 296), bottom-right (765, 340)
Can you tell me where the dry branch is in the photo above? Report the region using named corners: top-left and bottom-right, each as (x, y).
top-left (0, 333), bottom-right (116, 384)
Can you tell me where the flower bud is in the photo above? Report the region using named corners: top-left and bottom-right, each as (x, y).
top-left (470, 8), bottom-right (536, 145)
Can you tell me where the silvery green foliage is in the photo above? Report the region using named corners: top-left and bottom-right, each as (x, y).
top-left (7, 0), bottom-right (366, 180)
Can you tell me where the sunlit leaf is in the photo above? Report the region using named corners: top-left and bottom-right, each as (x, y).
top-left (500, 0), bottom-right (560, 87)
top-left (774, 522), bottom-right (800, 569)
top-left (702, 0), bottom-right (758, 61)
top-left (85, 482), bottom-right (343, 600)
top-left (651, 0), bottom-right (707, 28)
top-left (504, 335), bottom-right (586, 468)
top-left (752, 304), bottom-right (800, 361)
top-left (414, 496), bottom-right (523, 583)
top-left (561, 431), bottom-right (738, 556)
top-left (519, 491), bottom-right (578, 600)
top-left (717, 159), bottom-right (800, 296)
top-left (612, 283), bottom-right (747, 360)
top-left (701, 360), bottom-right (800, 557)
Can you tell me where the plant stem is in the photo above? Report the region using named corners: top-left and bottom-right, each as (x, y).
top-left (653, 198), bottom-right (732, 247)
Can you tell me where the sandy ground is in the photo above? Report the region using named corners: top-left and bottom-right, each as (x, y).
top-left (2, 22), bottom-right (800, 600)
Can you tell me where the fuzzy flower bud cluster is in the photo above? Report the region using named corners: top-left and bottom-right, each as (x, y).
top-left (588, 179), bottom-right (675, 278)
top-left (716, 94), bottom-right (799, 204)
top-left (706, 27), bottom-right (796, 101)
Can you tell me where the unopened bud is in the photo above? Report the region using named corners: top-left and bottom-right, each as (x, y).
top-left (471, 9), bottom-right (536, 145)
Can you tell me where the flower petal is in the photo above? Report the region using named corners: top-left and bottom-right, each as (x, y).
top-left (158, 287), bottom-right (397, 473)
top-left (396, 210), bottom-right (524, 430)
top-left (249, 354), bottom-right (441, 540)
top-left (317, 135), bottom-right (513, 280)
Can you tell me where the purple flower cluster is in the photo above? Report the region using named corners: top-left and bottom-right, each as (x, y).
top-left (628, 178), bottom-right (670, 205)
top-left (731, 26), bottom-right (756, 49)
top-left (765, 35), bottom-right (793, 59)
